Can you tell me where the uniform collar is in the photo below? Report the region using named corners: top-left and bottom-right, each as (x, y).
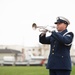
top-left (58, 29), bottom-right (68, 35)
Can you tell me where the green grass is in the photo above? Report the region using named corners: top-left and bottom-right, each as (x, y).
top-left (71, 66), bottom-right (75, 75)
top-left (0, 66), bottom-right (75, 75)
top-left (0, 66), bottom-right (49, 75)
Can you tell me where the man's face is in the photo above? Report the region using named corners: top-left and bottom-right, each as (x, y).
top-left (56, 23), bottom-right (67, 31)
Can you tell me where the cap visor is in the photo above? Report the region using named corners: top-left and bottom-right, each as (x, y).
top-left (54, 22), bottom-right (61, 24)
top-left (54, 22), bottom-right (58, 24)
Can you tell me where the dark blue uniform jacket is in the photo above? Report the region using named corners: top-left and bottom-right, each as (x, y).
top-left (39, 29), bottom-right (74, 70)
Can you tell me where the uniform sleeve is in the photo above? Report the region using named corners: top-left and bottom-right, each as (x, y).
top-left (39, 33), bottom-right (51, 44)
top-left (51, 31), bottom-right (74, 46)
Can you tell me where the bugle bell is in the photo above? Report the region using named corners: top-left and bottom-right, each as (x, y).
top-left (32, 23), bottom-right (56, 33)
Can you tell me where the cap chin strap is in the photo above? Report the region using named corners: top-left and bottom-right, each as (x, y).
top-left (63, 32), bottom-right (72, 46)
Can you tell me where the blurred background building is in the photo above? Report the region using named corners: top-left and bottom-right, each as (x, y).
top-left (0, 44), bottom-right (75, 66)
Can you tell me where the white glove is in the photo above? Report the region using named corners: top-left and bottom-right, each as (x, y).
top-left (45, 25), bottom-right (56, 32)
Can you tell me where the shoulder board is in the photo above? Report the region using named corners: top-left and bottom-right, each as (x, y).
top-left (63, 32), bottom-right (72, 36)
top-left (63, 32), bottom-right (72, 46)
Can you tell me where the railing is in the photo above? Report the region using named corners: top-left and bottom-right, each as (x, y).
top-left (71, 55), bottom-right (75, 65)
top-left (0, 56), bottom-right (75, 66)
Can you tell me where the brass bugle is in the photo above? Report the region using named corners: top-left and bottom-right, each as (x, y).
top-left (32, 23), bottom-right (56, 32)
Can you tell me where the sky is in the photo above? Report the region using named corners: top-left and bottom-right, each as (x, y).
top-left (0, 0), bottom-right (75, 47)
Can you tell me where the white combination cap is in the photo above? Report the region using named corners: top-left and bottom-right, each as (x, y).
top-left (55, 16), bottom-right (70, 25)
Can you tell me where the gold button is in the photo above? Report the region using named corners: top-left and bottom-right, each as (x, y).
top-left (62, 56), bottom-right (63, 58)
top-left (52, 49), bottom-right (54, 51)
top-left (54, 45), bottom-right (55, 47)
top-left (52, 53), bottom-right (54, 54)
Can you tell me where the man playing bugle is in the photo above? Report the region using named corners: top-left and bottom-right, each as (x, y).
top-left (39, 16), bottom-right (74, 75)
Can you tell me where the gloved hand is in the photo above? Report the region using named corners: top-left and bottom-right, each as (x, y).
top-left (45, 25), bottom-right (55, 33)
top-left (40, 29), bottom-right (47, 36)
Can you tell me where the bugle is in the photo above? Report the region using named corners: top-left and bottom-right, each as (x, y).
top-left (32, 23), bottom-right (56, 32)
